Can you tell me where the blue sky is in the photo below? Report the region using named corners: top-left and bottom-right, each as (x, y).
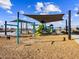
top-left (0, 0), bottom-right (79, 27)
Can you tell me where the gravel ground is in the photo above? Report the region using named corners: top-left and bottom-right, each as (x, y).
top-left (0, 35), bottom-right (79, 59)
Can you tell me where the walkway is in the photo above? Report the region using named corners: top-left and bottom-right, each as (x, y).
top-left (72, 35), bottom-right (79, 44)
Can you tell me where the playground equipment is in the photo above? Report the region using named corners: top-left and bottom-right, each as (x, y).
top-left (3, 10), bottom-right (72, 43)
top-left (4, 12), bottom-right (36, 44)
top-left (35, 23), bottom-right (44, 36)
top-left (68, 10), bottom-right (71, 40)
top-left (11, 19), bottom-right (36, 34)
top-left (4, 11), bottom-right (73, 44)
top-left (23, 14), bottom-right (64, 36)
top-left (35, 23), bottom-right (54, 36)
top-left (4, 12), bottom-right (19, 44)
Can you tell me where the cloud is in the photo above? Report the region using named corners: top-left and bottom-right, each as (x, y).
top-left (7, 10), bottom-right (13, 14)
top-left (0, 20), bottom-right (4, 24)
top-left (47, 21), bottom-right (63, 27)
top-left (35, 2), bottom-right (61, 14)
top-left (0, 0), bottom-right (12, 10)
top-left (11, 16), bottom-right (16, 19)
top-left (23, 17), bottom-right (27, 20)
top-left (45, 4), bottom-right (61, 12)
top-left (75, 14), bottom-right (79, 17)
top-left (40, 12), bottom-right (48, 15)
top-left (19, 10), bottom-right (25, 14)
top-left (35, 2), bottom-right (44, 12)
top-left (74, 7), bottom-right (78, 11)
top-left (27, 5), bottom-right (31, 8)
top-left (0, 20), bottom-right (3, 23)
top-left (74, 4), bottom-right (79, 13)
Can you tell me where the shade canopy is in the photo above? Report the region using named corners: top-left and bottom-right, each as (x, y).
top-left (10, 19), bottom-right (38, 26)
top-left (10, 19), bottom-right (32, 23)
top-left (23, 14), bottom-right (64, 23)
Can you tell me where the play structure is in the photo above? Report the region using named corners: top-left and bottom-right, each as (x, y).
top-left (4, 12), bottom-right (36, 44)
top-left (23, 10), bottom-right (72, 40)
top-left (1, 10), bottom-right (73, 44)
top-left (3, 13), bottom-right (64, 44)
top-left (4, 12), bottom-right (20, 44)
top-left (23, 14), bottom-right (64, 36)
top-left (35, 23), bottom-right (54, 36)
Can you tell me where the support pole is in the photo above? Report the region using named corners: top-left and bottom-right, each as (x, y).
top-left (21, 22), bottom-right (22, 34)
top-left (66, 20), bottom-right (68, 34)
top-left (16, 12), bottom-right (20, 44)
top-left (44, 23), bottom-right (46, 30)
top-left (26, 22), bottom-right (28, 34)
top-left (5, 21), bottom-right (7, 36)
top-left (68, 10), bottom-right (71, 40)
top-left (32, 22), bottom-right (35, 36)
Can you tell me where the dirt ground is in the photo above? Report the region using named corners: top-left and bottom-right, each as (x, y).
top-left (0, 35), bottom-right (79, 59)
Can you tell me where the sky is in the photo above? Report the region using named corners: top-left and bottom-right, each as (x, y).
top-left (0, 0), bottom-right (79, 28)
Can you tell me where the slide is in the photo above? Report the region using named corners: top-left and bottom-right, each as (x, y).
top-left (35, 23), bottom-right (44, 36)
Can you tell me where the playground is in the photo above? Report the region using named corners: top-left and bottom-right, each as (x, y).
top-left (0, 12), bottom-right (65, 44)
top-left (0, 10), bottom-right (79, 59)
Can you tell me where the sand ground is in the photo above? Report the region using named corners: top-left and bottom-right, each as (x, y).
top-left (0, 35), bottom-right (79, 59)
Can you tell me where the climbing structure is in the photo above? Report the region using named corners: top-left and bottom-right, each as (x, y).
top-left (35, 23), bottom-right (54, 36)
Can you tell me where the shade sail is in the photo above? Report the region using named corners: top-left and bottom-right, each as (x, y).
top-left (23, 14), bottom-right (64, 23)
top-left (10, 19), bottom-right (38, 26)
top-left (10, 19), bottom-right (32, 23)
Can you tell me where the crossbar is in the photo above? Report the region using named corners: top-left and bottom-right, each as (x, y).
top-left (6, 24), bottom-right (17, 26)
